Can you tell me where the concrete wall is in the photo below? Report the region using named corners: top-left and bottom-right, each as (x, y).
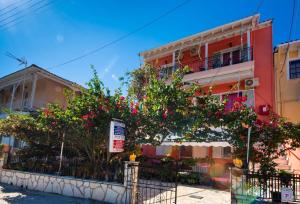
top-left (274, 41), bottom-right (300, 172)
top-left (274, 41), bottom-right (300, 123)
top-left (0, 169), bottom-right (129, 204)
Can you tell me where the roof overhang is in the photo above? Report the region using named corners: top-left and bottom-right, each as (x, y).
top-left (140, 14), bottom-right (261, 59)
top-left (0, 65), bottom-right (82, 91)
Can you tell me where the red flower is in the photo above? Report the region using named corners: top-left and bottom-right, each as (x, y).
top-left (120, 96), bottom-right (125, 100)
top-left (162, 111), bottom-right (168, 119)
top-left (131, 108), bottom-right (138, 116)
top-left (43, 109), bottom-right (52, 117)
top-left (81, 114), bottom-right (89, 120)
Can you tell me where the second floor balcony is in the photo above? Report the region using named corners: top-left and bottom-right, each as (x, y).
top-left (158, 47), bottom-right (254, 85)
top-left (159, 47), bottom-right (253, 78)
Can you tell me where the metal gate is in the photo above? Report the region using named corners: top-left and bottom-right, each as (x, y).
top-left (135, 161), bottom-right (178, 204)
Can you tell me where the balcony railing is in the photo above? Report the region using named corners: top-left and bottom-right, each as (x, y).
top-left (0, 99), bottom-right (31, 112)
top-left (159, 47), bottom-right (253, 78)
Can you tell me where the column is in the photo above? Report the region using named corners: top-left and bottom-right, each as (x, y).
top-left (30, 74), bottom-right (37, 109)
top-left (205, 43), bottom-right (208, 70)
top-left (247, 30), bottom-right (251, 61)
top-left (124, 161), bottom-right (139, 204)
top-left (9, 84), bottom-right (16, 111)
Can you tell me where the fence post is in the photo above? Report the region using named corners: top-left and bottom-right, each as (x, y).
top-left (124, 161), bottom-right (139, 204)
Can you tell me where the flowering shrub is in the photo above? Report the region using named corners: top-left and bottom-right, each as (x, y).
top-left (0, 65), bottom-right (299, 176)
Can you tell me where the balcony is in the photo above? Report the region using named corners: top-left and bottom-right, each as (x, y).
top-left (159, 47), bottom-right (254, 85)
top-left (0, 99), bottom-right (31, 112)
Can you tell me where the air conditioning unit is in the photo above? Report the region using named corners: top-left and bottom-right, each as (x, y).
top-left (245, 78), bottom-right (259, 89)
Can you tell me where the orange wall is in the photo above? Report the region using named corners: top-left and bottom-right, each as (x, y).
top-left (147, 25), bottom-right (274, 114)
top-left (252, 26), bottom-right (275, 112)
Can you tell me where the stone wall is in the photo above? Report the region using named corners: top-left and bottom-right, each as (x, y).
top-left (0, 169), bottom-right (129, 203)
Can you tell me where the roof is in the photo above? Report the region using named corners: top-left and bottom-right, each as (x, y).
top-left (276, 39), bottom-right (300, 48)
top-left (139, 14), bottom-right (272, 59)
top-left (0, 64), bottom-right (82, 90)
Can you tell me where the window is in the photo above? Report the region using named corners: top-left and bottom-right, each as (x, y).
top-left (289, 59), bottom-right (300, 79)
top-left (223, 147), bottom-right (232, 158)
top-left (222, 92), bottom-right (242, 111)
top-left (232, 50), bottom-right (241, 64)
top-left (212, 147), bottom-right (222, 158)
top-left (192, 147), bottom-right (208, 158)
top-left (212, 147), bottom-right (232, 158)
top-left (180, 146), bottom-right (193, 158)
top-left (222, 52), bottom-right (231, 66)
top-left (243, 90), bottom-right (254, 108)
top-left (156, 146), bottom-right (172, 156)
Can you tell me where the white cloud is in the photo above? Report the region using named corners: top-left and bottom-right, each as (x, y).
top-left (100, 56), bottom-right (118, 78)
top-left (111, 74), bottom-right (118, 81)
top-left (56, 34), bottom-right (64, 43)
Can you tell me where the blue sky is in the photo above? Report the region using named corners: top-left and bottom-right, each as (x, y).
top-left (0, 0), bottom-right (299, 91)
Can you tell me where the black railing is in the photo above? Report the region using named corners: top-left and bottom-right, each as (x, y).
top-left (231, 170), bottom-right (300, 202)
top-left (158, 47), bottom-right (253, 78)
top-left (6, 155), bottom-right (124, 183)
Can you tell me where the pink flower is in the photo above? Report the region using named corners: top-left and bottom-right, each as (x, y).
top-left (131, 108), bottom-right (138, 116)
top-left (120, 96), bottom-right (125, 100)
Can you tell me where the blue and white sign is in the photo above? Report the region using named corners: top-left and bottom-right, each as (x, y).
top-left (109, 120), bottom-right (125, 152)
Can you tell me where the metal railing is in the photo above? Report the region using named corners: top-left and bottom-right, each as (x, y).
top-left (158, 47), bottom-right (253, 78)
top-left (231, 170), bottom-right (300, 202)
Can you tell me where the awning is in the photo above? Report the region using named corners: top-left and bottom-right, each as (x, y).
top-left (160, 141), bottom-right (231, 147)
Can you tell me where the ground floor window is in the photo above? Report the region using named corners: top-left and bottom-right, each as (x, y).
top-left (156, 145), bottom-right (172, 156)
top-left (212, 146), bottom-right (232, 158)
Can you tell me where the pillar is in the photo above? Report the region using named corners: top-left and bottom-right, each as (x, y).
top-left (9, 84), bottom-right (16, 111)
top-left (247, 30), bottom-right (251, 60)
top-left (124, 161), bottom-right (139, 204)
top-left (30, 74), bottom-right (37, 109)
top-left (205, 43), bottom-right (208, 70)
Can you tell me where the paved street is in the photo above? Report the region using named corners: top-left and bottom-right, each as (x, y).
top-left (177, 185), bottom-right (231, 204)
top-left (0, 183), bottom-right (105, 204)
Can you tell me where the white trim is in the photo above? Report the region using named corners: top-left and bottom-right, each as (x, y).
top-left (9, 84), bottom-right (16, 111)
top-left (30, 74), bottom-right (37, 109)
top-left (247, 30), bottom-right (251, 60)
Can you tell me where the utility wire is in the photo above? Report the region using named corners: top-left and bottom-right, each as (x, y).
top-left (48, 0), bottom-right (191, 69)
top-left (0, 1), bottom-right (17, 13)
top-left (0, 0), bottom-right (47, 25)
top-left (254, 0), bottom-right (264, 14)
top-left (278, 0), bottom-right (297, 115)
top-left (0, 0), bottom-right (55, 30)
top-left (279, 0), bottom-right (296, 74)
top-left (0, 0), bottom-right (35, 18)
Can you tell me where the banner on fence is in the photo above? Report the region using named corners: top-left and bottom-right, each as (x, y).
top-left (109, 120), bottom-right (125, 152)
top-left (281, 187), bottom-right (294, 202)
